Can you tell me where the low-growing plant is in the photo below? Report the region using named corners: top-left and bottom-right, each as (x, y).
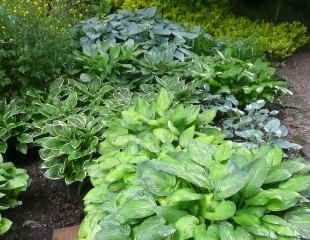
top-left (117, 0), bottom-right (309, 58)
top-left (79, 90), bottom-right (310, 240)
top-left (0, 156), bottom-right (29, 235)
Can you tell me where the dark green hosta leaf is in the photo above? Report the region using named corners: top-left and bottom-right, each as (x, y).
top-left (285, 206), bottom-right (310, 239)
top-left (137, 161), bottom-right (177, 197)
top-left (134, 216), bottom-right (175, 240)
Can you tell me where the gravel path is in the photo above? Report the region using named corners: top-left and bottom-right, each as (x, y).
top-left (279, 45), bottom-right (310, 159)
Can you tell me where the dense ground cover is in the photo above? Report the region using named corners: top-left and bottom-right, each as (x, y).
top-left (0, 1), bottom-right (310, 239)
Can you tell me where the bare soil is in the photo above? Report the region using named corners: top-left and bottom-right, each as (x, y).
top-left (2, 150), bottom-right (84, 240)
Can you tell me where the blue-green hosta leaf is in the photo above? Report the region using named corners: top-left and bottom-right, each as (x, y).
top-left (134, 216), bottom-right (176, 240)
top-left (285, 206), bottom-right (310, 239)
top-left (175, 215), bottom-right (199, 240)
top-left (137, 161), bottom-right (177, 197)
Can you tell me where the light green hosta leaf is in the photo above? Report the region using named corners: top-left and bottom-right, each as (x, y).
top-left (198, 109), bottom-right (217, 125)
top-left (0, 215), bottom-right (12, 235)
top-left (105, 164), bottom-right (135, 184)
top-left (157, 206), bottom-right (188, 224)
top-left (151, 153), bottom-right (209, 188)
top-left (134, 98), bottom-right (155, 119)
top-left (188, 139), bottom-right (215, 168)
top-left (179, 126), bottom-right (195, 147)
top-left (161, 188), bottom-right (202, 206)
top-left (175, 215), bottom-right (199, 240)
top-left (134, 216), bottom-right (176, 240)
top-left (153, 128), bottom-right (174, 144)
top-left (219, 221), bottom-right (236, 240)
top-left (285, 206), bottom-right (310, 239)
top-left (242, 153), bottom-right (270, 198)
top-left (234, 227), bottom-right (253, 240)
top-left (156, 89), bottom-right (172, 116)
top-left (138, 133), bottom-right (161, 153)
top-left (233, 212), bottom-right (261, 226)
top-left (115, 198), bottom-right (156, 224)
top-left (214, 168), bottom-right (249, 200)
top-left (194, 224), bottom-right (208, 240)
top-left (246, 189), bottom-right (302, 211)
top-left (203, 200), bottom-right (236, 221)
top-left (205, 224), bottom-right (220, 240)
top-left (279, 176), bottom-right (310, 193)
top-left (262, 215), bottom-right (297, 237)
top-left (243, 224), bottom-right (277, 239)
top-left (137, 161), bottom-right (177, 197)
top-left (213, 141), bottom-right (233, 162)
top-left (94, 220), bottom-right (131, 240)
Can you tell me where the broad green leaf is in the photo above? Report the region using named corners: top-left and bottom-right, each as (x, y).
top-left (279, 176), bottom-right (310, 193)
top-left (156, 89), bottom-right (172, 116)
top-left (213, 141), bottom-right (233, 162)
top-left (137, 161), bottom-right (177, 197)
top-left (285, 206), bottom-right (310, 239)
top-left (198, 109), bottom-right (217, 125)
top-left (234, 227), bottom-right (253, 240)
top-left (153, 128), bottom-right (174, 144)
top-left (219, 221), bottom-right (236, 240)
top-left (203, 200), bottom-right (236, 221)
top-left (0, 216), bottom-right (12, 235)
top-left (175, 215), bottom-right (199, 240)
top-left (94, 221), bottom-right (130, 240)
top-left (205, 224), bottom-right (220, 240)
top-left (188, 139), bottom-right (215, 168)
top-left (161, 188), bottom-right (202, 206)
top-left (134, 216), bottom-right (176, 240)
top-left (262, 215), bottom-right (297, 237)
top-left (157, 206), bottom-right (188, 224)
top-left (194, 224), bottom-right (208, 240)
top-left (179, 126), bottom-right (195, 147)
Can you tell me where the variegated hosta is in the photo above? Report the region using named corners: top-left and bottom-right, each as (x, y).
top-left (79, 89), bottom-right (310, 240)
top-left (36, 114), bottom-right (106, 184)
top-left (0, 156), bottom-right (30, 235)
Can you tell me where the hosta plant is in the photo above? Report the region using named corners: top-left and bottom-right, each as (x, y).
top-left (79, 90), bottom-right (310, 240)
top-left (76, 7), bottom-right (200, 61)
top-left (0, 156), bottom-right (29, 235)
top-left (36, 114), bottom-right (106, 184)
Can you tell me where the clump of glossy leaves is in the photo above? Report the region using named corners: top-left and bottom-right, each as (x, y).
top-left (79, 90), bottom-right (310, 240)
top-left (36, 114), bottom-right (106, 184)
top-left (76, 7), bottom-right (200, 61)
top-left (0, 156), bottom-right (29, 235)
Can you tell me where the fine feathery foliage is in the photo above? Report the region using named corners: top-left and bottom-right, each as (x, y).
top-left (113, 0), bottom-right (309, 58)
top-left (0, 156), bottom-right (29, 235)
top-left (79, 89), bottom-right (310, 240)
